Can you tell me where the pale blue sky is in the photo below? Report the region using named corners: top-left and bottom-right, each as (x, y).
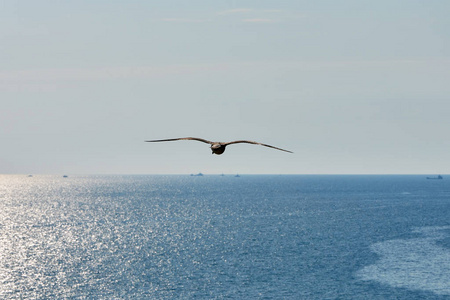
top-left (1, 1), bottom-right (449, 174)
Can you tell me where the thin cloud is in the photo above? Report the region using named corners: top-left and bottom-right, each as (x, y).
top-left (218, 8), bottom-right (284, 23)
top-left (218, 8), bottom-right (253, 15)
top-left (161, 18), bottom-right (210, 23)
top-left (1, 60), bottom-right (448, 92)
top-left (0, 64), bottom-right (235, 83)
top-left (242, 18), bottom-right (276, 23)
top-left (262, 9), bottom-right (283, 13)
top-left (7, 60), bottom-right (440, 85)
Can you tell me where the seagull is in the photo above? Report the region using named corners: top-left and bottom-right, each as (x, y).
top-left (145, 137), bottom-right (293, 155)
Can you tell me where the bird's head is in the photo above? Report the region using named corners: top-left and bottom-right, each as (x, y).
top-left (210, 144), bottom-right (226, 155)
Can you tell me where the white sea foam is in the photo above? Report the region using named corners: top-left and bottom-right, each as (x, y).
top-left (357, 226), bottom-right (450, 295)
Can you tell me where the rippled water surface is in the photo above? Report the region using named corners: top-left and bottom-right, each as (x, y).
top-left (0, 175), bottom-right (449, 299)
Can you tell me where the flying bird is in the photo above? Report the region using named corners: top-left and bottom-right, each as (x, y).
top-left (145, 137), bottom-right (293, 155)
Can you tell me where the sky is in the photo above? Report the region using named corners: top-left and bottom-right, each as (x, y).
top-left (1, 0), bottom-right (450, 175)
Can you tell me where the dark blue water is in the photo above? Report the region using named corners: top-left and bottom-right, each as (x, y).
top-left (0, 175), bottom-right (449, 299)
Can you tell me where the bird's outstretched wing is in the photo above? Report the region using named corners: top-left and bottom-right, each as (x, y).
top-left (145, 137), bottom-right (213, 144)
top-left (224, 140), bottom-right (293, 153)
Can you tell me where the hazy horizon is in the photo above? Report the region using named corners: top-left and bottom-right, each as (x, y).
top-left (4, 173), bottom-right (447, 177)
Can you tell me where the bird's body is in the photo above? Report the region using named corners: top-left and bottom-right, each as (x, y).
top-left (145, 137), bottom-right (292, 155)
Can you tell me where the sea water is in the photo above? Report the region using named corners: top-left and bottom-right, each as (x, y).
top-left (0, 175), bottom-right (449, 299)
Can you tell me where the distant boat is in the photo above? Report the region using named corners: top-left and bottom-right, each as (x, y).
top-left (426, 175), bottom-right (443, 180)
top-left (234, 174), bottom-right (240, 177)
top-left (190, 173), bottom-right (203, 176)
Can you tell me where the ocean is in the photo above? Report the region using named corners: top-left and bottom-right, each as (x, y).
top-left (0, 175), bottom-right (449, 299)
